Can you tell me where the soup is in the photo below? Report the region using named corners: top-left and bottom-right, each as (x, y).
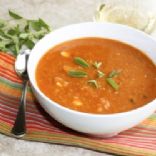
top-left (36, 38), bottom-right (156, 114)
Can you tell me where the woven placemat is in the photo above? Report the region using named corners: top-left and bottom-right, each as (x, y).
top-left (0, 52), bottom-right (156, 156)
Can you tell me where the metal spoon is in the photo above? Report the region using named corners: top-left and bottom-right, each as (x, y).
top-left (11, 49), bottom-right (30, 138)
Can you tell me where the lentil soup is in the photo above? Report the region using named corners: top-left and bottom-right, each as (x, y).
top-left (36, 38), bottom-right (156, 114)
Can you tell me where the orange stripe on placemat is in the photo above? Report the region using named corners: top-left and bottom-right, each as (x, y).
top-left (0, 65), bottom-right (17, 78)
top-left (0, 52), bottom-right (15, 60)
top-left (105, 140), bottom-right (156, 151)
top-left (0, 52), bottom-right (156, 156)
top-left (123, 129), bottom-right (156, 137)
top-left (0, 72), bottom-right (21, 84)
top-left (0, 53), bottom-right (15, 64)
top-left (0, 65), bottom-right (22, 83)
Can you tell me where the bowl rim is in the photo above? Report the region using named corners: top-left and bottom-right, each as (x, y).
top-left (28, 22), bottom-right (156, 118)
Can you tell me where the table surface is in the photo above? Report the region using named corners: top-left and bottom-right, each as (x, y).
top-left (0, 0), bottom-right (156, 156)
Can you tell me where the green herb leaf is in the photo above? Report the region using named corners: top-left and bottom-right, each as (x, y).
top-left (0, 41), bottom-right (11, 51)
top-left (88, 80), bottom-right (99, 88)
top-left (39, 18), bottom-right (51, 31)
top-left (74, 57), bottom-right (89, 68)
top-left (108, 70), bottom-right (121, 78)
top-left (0, 30), bottom-right (11, 39)
top-left (99, 4), bottom-right (106, 11)
top-left (9, 10), bottom-right (23, 19)
top-left (24, 39), bottom-right (35, 49)
top-left (24, 22), bottom-right (30, 32)
top-left (97, 70), bottom-right (105, 78)
top-left (7, 29), bottom-right (17, 36)
top-left (93, 61), bottom-right (102, 69)
top-left (15, 42), bottom-right (20, 55)
top-left (68, 70), bottom-right (87, 78)
top-left (29, 20), bottom-right (42, 31)
top-left (0, 19), bottom-right (6, 28)
top-left (7, 26), bottom-right (20, 36)
top-left (6, 43), bottom-right (16, 55)
top-left (106, 78), bottom-right (119, 90)
top-left (19, 33), bottom-right (28, 39)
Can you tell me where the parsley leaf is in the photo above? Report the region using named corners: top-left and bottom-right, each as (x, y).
top-left (9, 10), bottom-right (23, 19)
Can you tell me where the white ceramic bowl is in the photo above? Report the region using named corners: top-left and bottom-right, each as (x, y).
top-left (27, 22), bottom-right (156, 137)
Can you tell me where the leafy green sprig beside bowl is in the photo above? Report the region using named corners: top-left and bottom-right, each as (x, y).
top-left (0, 10), bottom-right (51, 56)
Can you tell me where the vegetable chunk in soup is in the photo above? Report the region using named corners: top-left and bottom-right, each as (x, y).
top-left (36, 38), bottom-right (156, 114)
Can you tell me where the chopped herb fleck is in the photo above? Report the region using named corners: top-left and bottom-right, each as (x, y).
top-left (106, 78), bottom-right (119, 90)
top-left (74, 57), bottom-right (89, 68)
top-left (68, 70), bottom-right (87, 78)
top-left (108, 70), bottom-right (121, 78)
top-left (97, 70), bottom-right (105, 78)
top-left (93, 61), bottom-right (102, 69)
top-left (129, 98), bottom-right (135, 103)
top-left (143, 95), bottom-right (148, 99)
top-left (88, 80), bottom-right (99, 88)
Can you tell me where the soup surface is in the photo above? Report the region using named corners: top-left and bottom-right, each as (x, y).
top-left (36, 38), bottom-right (156, 114)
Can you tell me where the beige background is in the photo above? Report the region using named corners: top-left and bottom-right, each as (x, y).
top-left (0, 0), bottom-right (156, 156)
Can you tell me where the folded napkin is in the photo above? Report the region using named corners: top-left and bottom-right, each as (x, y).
top-left (0, 52), bottom-right (156, 156)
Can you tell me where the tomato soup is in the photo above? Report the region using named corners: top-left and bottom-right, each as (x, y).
top-left (36, 38), bottom-right (156, 114)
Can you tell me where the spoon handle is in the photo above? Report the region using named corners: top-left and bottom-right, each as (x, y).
top-left (11, 79), bottom-right (28, 137)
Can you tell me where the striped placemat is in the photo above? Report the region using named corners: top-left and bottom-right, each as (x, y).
top-left (0, 52), bottom-right (156, 156)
